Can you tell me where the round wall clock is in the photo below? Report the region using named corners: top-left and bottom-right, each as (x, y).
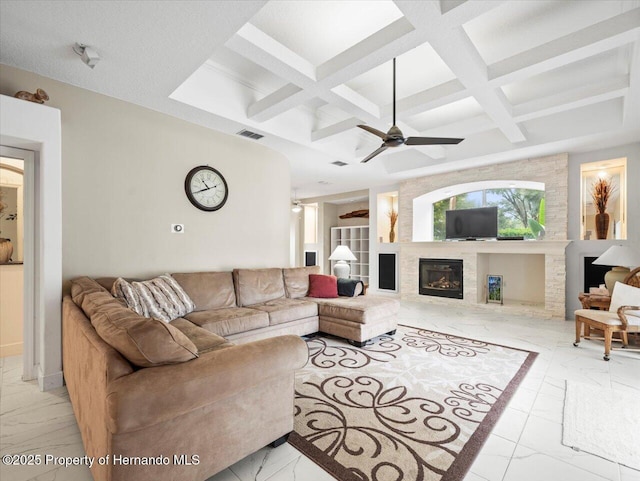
top-left (184, 165), bottom-right (228, 211)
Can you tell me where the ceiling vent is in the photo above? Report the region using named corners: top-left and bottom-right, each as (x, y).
top-left (331, 161), bottom-right (348, 167)
top-left (237, 129), bottom-right (264, 140)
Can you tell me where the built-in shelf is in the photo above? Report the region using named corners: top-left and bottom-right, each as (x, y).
top-left (330, 226), bottom-right (369, 284)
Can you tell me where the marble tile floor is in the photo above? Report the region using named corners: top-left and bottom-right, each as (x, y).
top-left (1, 301), bottom-right (639, 481)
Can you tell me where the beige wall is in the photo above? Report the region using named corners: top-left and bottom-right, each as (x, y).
top-left (0, 66), bottom-right (291, 284)
top-left (0, 264), bottom-right (23, 357)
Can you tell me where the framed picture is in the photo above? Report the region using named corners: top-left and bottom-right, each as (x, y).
top-left (487, 275), bottom-right (503, 304)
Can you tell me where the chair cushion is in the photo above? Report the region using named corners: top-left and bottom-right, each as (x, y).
top-left (249, 298), bottom-right (318, 325)
top-left (112, 275), bottom-right (195, 322)
top-left (575, 309), bottom-right (640, 327)
top-left (308, 274), bottom-right (338, 298)
top-left (609, 282), bottom-right (640, 319)
top-left (233, 268), bottom-right (286, 306)
top-left (184, 307), bottom-right (269, 336)
top-left (283, 266), bottom-right (321, 298)
top-left (172, 271), bottom-right (237, 310)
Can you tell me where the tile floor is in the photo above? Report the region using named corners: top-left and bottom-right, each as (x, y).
top-left (1, 301), bottom-right (639, 481)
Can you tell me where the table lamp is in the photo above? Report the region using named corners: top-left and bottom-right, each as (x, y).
top-left (329, 245), bottom-right (357, 278)
top-left (592, 245), bottom-right (640, 294)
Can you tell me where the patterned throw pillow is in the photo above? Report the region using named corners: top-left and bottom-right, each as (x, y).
top-left (112, 274), bottom-right (196, 322)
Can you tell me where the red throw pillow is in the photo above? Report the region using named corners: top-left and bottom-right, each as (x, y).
top-left (308, 274), bottom-right (338, 298)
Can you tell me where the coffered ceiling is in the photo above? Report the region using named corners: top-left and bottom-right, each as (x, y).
top-left (1, 1), bottom-right (639, 198)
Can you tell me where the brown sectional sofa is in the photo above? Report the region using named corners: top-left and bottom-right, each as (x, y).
top-left (63, 266), bottom-right (398, 481)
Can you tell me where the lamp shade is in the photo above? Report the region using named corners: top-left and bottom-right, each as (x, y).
top-left (593, 245), bottom-right (640, 268)
top-left (329, 245), bottom-right (357, 261)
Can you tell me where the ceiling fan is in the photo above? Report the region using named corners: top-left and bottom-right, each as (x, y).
top-left (358, 58), bottom-right (464, 163)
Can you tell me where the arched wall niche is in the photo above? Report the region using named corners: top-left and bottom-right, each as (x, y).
top-left (413, 180), bottom-right (545, 242)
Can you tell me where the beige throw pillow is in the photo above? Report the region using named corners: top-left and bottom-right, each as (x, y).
top-left (112, 274), bottom-right (196, 322)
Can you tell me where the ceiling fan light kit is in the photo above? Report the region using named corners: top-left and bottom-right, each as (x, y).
top-left (358, 58), bottom-right (464, 163)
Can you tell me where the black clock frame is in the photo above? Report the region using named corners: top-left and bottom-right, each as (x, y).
top-left (184, 165), bottom-right (229, 212)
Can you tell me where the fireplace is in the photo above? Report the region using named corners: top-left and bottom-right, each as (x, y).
top-left (419, 258), bottom-right (463, 299)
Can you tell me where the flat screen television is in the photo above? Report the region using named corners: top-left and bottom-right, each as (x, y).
top-left (445, 206), bottom-right (498, 240)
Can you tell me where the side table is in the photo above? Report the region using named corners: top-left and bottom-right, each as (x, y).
top-left (578, 292), bottom-right (611, 311)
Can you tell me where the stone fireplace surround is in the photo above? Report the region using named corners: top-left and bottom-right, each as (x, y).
top-left (398, 154), bottom-right (570, 320)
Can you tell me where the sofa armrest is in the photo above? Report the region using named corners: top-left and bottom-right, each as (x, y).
top-left (106, 335), bottom-right (308, 434)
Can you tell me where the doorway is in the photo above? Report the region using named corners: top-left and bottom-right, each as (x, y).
top-left (0, 147), bottom-right (35, 380)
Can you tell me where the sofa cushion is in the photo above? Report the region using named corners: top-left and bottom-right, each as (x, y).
top-left (283, 266), bottom-right (321, 298)
top-left (249, 298), bottom-right (318, 325)
top-left (233, 268), bottom-right (286, 307)
top-left (172, 271), bottom-right (237, 311)
top-left (170, 318), bottom-right (234, 354)
top-left (70, 278), bottom-right (198, 367)
top-left (184, 307), bottom-right (269, 337)
top-left (112, 275), bottom-right (196, 322)
top-left (337, 278), bottom-right (365, 297)
top-left (308, 274), bottom-right (338, 298)
top-left (311, 296), bottom-right (400, 324)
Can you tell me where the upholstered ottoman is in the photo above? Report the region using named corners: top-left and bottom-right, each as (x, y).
top-left (312, 296), bottom-right (399, 347)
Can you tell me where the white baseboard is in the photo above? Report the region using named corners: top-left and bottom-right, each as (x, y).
top-left (38, 369), bottom-right (63, 391)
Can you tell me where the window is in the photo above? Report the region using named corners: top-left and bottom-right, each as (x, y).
top-left (433, 188), bottom-right (545, 240)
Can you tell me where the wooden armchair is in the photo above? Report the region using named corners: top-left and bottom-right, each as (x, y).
top-left (573, 267), bottom-right (640, 361)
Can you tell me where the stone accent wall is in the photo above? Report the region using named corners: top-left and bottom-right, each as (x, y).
top-left (398, 154), bottom-right (570, 319)
top-left (399, 153), bottom-right (569, 242)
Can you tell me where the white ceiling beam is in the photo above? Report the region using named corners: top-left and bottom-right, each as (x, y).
top-left (248, 84), bottom-right (305, 121)
top-left (513, 75), bottom-right (630, 122)
top-left (440, 0), bottom-right (506, 27)
top-left (316, 17), bottom-right (416, 82)
top-left (384, 79), bottom-right (469, 118)
top-left (396, 1), bottom-right (527, 143)
top-left (421, 114), bottom-right (495, 138)
top-left (623, 42), bottom-right (640, 126)
top-left (311, 118), bottom-right (361, 142)
top-left (330, 85), bottom-right (380, 118)
top-left (489, 9), bottom-right (640, 87)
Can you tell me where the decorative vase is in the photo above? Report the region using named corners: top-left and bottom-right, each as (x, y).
top-left (595, 212), bottom-right (609, 240)
top-left (389, 227), bottom-right (396, 243)
top-left (0, 238), bottom-right (13, 263)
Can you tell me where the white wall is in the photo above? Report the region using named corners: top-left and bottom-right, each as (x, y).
top-left (566, 142), bottom-right (640, 317)
top-left (0, 65), bottom-right (291, 286)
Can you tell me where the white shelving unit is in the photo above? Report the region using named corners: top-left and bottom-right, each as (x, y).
top-left (330, 226), bottom-right (370, 284)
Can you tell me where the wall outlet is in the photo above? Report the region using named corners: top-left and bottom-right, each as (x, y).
top-left (171, 224), bottom-right (184, 234)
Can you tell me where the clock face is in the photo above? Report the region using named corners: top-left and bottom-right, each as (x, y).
top-left (184, 166), bottom-right (228, 211)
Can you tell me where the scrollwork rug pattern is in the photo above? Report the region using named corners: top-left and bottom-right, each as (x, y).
top-left (289, 325), bottom-right (537, 481)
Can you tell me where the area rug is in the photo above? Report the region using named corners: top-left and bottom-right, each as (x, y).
top-left (290, 325), bottom-right (537, 481)
top-left (563, 381), bottom-right (640, 471)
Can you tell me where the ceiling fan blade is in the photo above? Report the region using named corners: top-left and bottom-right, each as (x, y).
top-left (405, 136), bottom-right (464, 145)
top-left (357, 124), bottom-right (388, 140)
top-left (361, 145), bottom-right (388, 163)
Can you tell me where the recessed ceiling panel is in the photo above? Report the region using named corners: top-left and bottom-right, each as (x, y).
top-left (464, 0), bottom-right (632, 65)
top-left (407, 97), bottom-right (484, 132)
top-left (249, 0), bottom-right (403, 66)
top-left (345, 43), bottom-right (456, 106)
top-left (502, 46), bottom-right (632, 105)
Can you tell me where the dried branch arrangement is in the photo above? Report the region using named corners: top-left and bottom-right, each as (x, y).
top-left (590, 177), bottom-right (616, 214)
top-left (388, 208), bottom-right (398, 229)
